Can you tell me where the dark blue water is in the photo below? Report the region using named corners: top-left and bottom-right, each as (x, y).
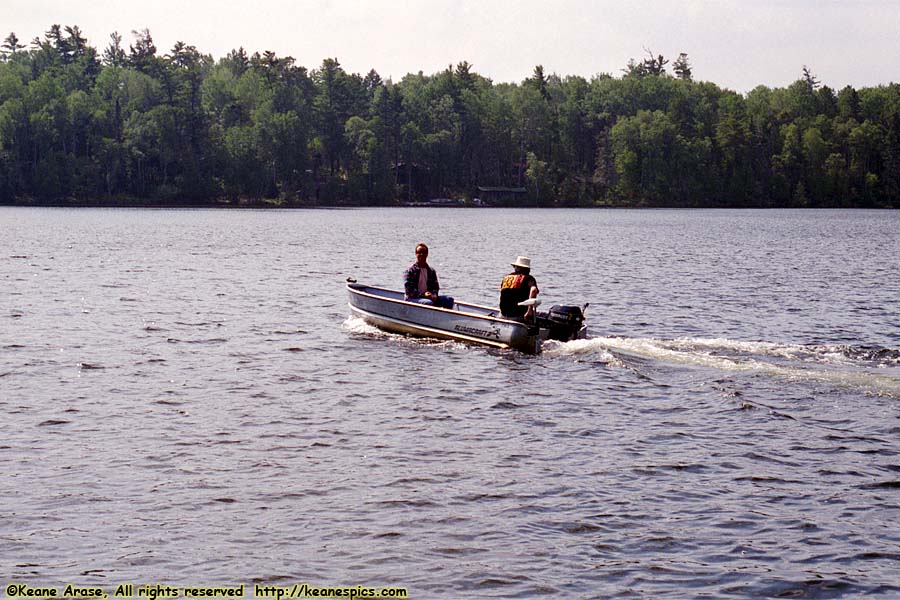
top-left (2, 207), bottom-right (899, 598)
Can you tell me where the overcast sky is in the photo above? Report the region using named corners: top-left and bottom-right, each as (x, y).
top-left (7, 0), bottom-right (899, 93)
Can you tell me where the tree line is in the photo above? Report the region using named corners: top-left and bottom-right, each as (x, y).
top-left (1, 27), bottom-right (898, 208)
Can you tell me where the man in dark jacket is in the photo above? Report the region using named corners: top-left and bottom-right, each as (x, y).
top-left (500, 256), bottom-right (539, 320)
top-left (404, 243), bottom-right (454, 309)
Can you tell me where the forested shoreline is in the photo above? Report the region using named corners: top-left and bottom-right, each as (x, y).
top-left (1, 26), bottom-right (898, 208)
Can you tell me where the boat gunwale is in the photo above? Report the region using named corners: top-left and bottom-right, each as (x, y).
top-left (347, 282), bottom-right (528, 328)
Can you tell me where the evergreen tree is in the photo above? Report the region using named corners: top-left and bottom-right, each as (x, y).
top-left (102, 32), bottom-right (126, 67)
top-left (673, 53), bottom-right (692, 81)
top-left (1, 33), bottom-right (25, 60)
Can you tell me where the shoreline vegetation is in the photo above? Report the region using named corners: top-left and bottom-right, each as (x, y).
top-left (1, 27), bottom-right (898, 209)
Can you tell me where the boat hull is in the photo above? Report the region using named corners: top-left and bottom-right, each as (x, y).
top-left (347, 283), bottom-right (540, 353)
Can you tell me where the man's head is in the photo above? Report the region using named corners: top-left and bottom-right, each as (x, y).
top-left (511, 255), bottom-right (531, 274)
top-left (415, 243), bottom-right (429, 266)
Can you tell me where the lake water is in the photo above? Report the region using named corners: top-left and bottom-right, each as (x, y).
top-left (2, 207), bottom-right (899, 598)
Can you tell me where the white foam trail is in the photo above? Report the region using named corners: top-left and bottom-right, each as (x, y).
top-left (667, 337), bottom-right (809, 358)
top-left (542, 338), bottom-right (619, 364)
top-left (664, 337), bottom-right (884, 367)
top-left (555, 336), bottom-right (900, 398)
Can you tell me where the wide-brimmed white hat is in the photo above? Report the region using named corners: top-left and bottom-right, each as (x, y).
top-left (511, 256), bottom-right (532, 269)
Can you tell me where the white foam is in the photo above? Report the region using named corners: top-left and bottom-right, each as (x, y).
top-left (667, 337), bottom-right (808, 358)
top-left (542, 338), bottom-right (618, 363)
top-left (570, 336), bottom-right (900, 398)
top-left (342, 316), bottom-right (383, 336)
top-left (642, 337), bottom-right (894, 368)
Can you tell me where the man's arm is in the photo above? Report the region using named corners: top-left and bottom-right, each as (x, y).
top-left (429, 267), bottom-right (441, 295)
top-left (525, 277), bottom-right (539, 318)
top-left (404, 266), bottom-right (419, 298)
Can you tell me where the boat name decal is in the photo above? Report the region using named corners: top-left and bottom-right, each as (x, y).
top-left (454, 324), bottom-right (501, 339)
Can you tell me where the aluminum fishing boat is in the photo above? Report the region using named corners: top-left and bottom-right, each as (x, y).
top-left (347, 280), bottom-right (586, 354)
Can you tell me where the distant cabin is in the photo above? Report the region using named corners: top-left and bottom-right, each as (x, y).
top-left (476, 186), bottom-right (527, 206)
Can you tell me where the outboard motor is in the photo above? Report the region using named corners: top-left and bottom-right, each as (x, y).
top-left (537, 304), bottom-right (587, 342)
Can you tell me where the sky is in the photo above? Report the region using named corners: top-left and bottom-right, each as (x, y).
top-left (6, 0), bottom-right (900, 93)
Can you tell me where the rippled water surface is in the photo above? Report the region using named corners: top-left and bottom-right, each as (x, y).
top-left (3, 207), bottom-right (899, 598)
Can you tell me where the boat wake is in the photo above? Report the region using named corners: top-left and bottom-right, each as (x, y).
top-left (343, 316), bottom-right (384, 336)
top-left (543, 336), bottom-right (900, 398)
top-left (345, 315), bottom-right (900, 397)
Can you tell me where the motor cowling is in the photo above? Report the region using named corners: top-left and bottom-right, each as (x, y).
top-left (538, 304), bottom-right (586, 342)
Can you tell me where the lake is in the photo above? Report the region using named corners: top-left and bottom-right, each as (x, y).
top-left (2, 207), bottom-right (899, 598)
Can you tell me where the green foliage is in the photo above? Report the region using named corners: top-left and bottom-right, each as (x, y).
top-left (0, 26), bottom-right (898, 207)
top-left (611, 110), bottom-right (697, 205)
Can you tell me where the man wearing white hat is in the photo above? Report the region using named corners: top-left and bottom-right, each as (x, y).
top-left (499, 256), bottom-right (540, 321)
